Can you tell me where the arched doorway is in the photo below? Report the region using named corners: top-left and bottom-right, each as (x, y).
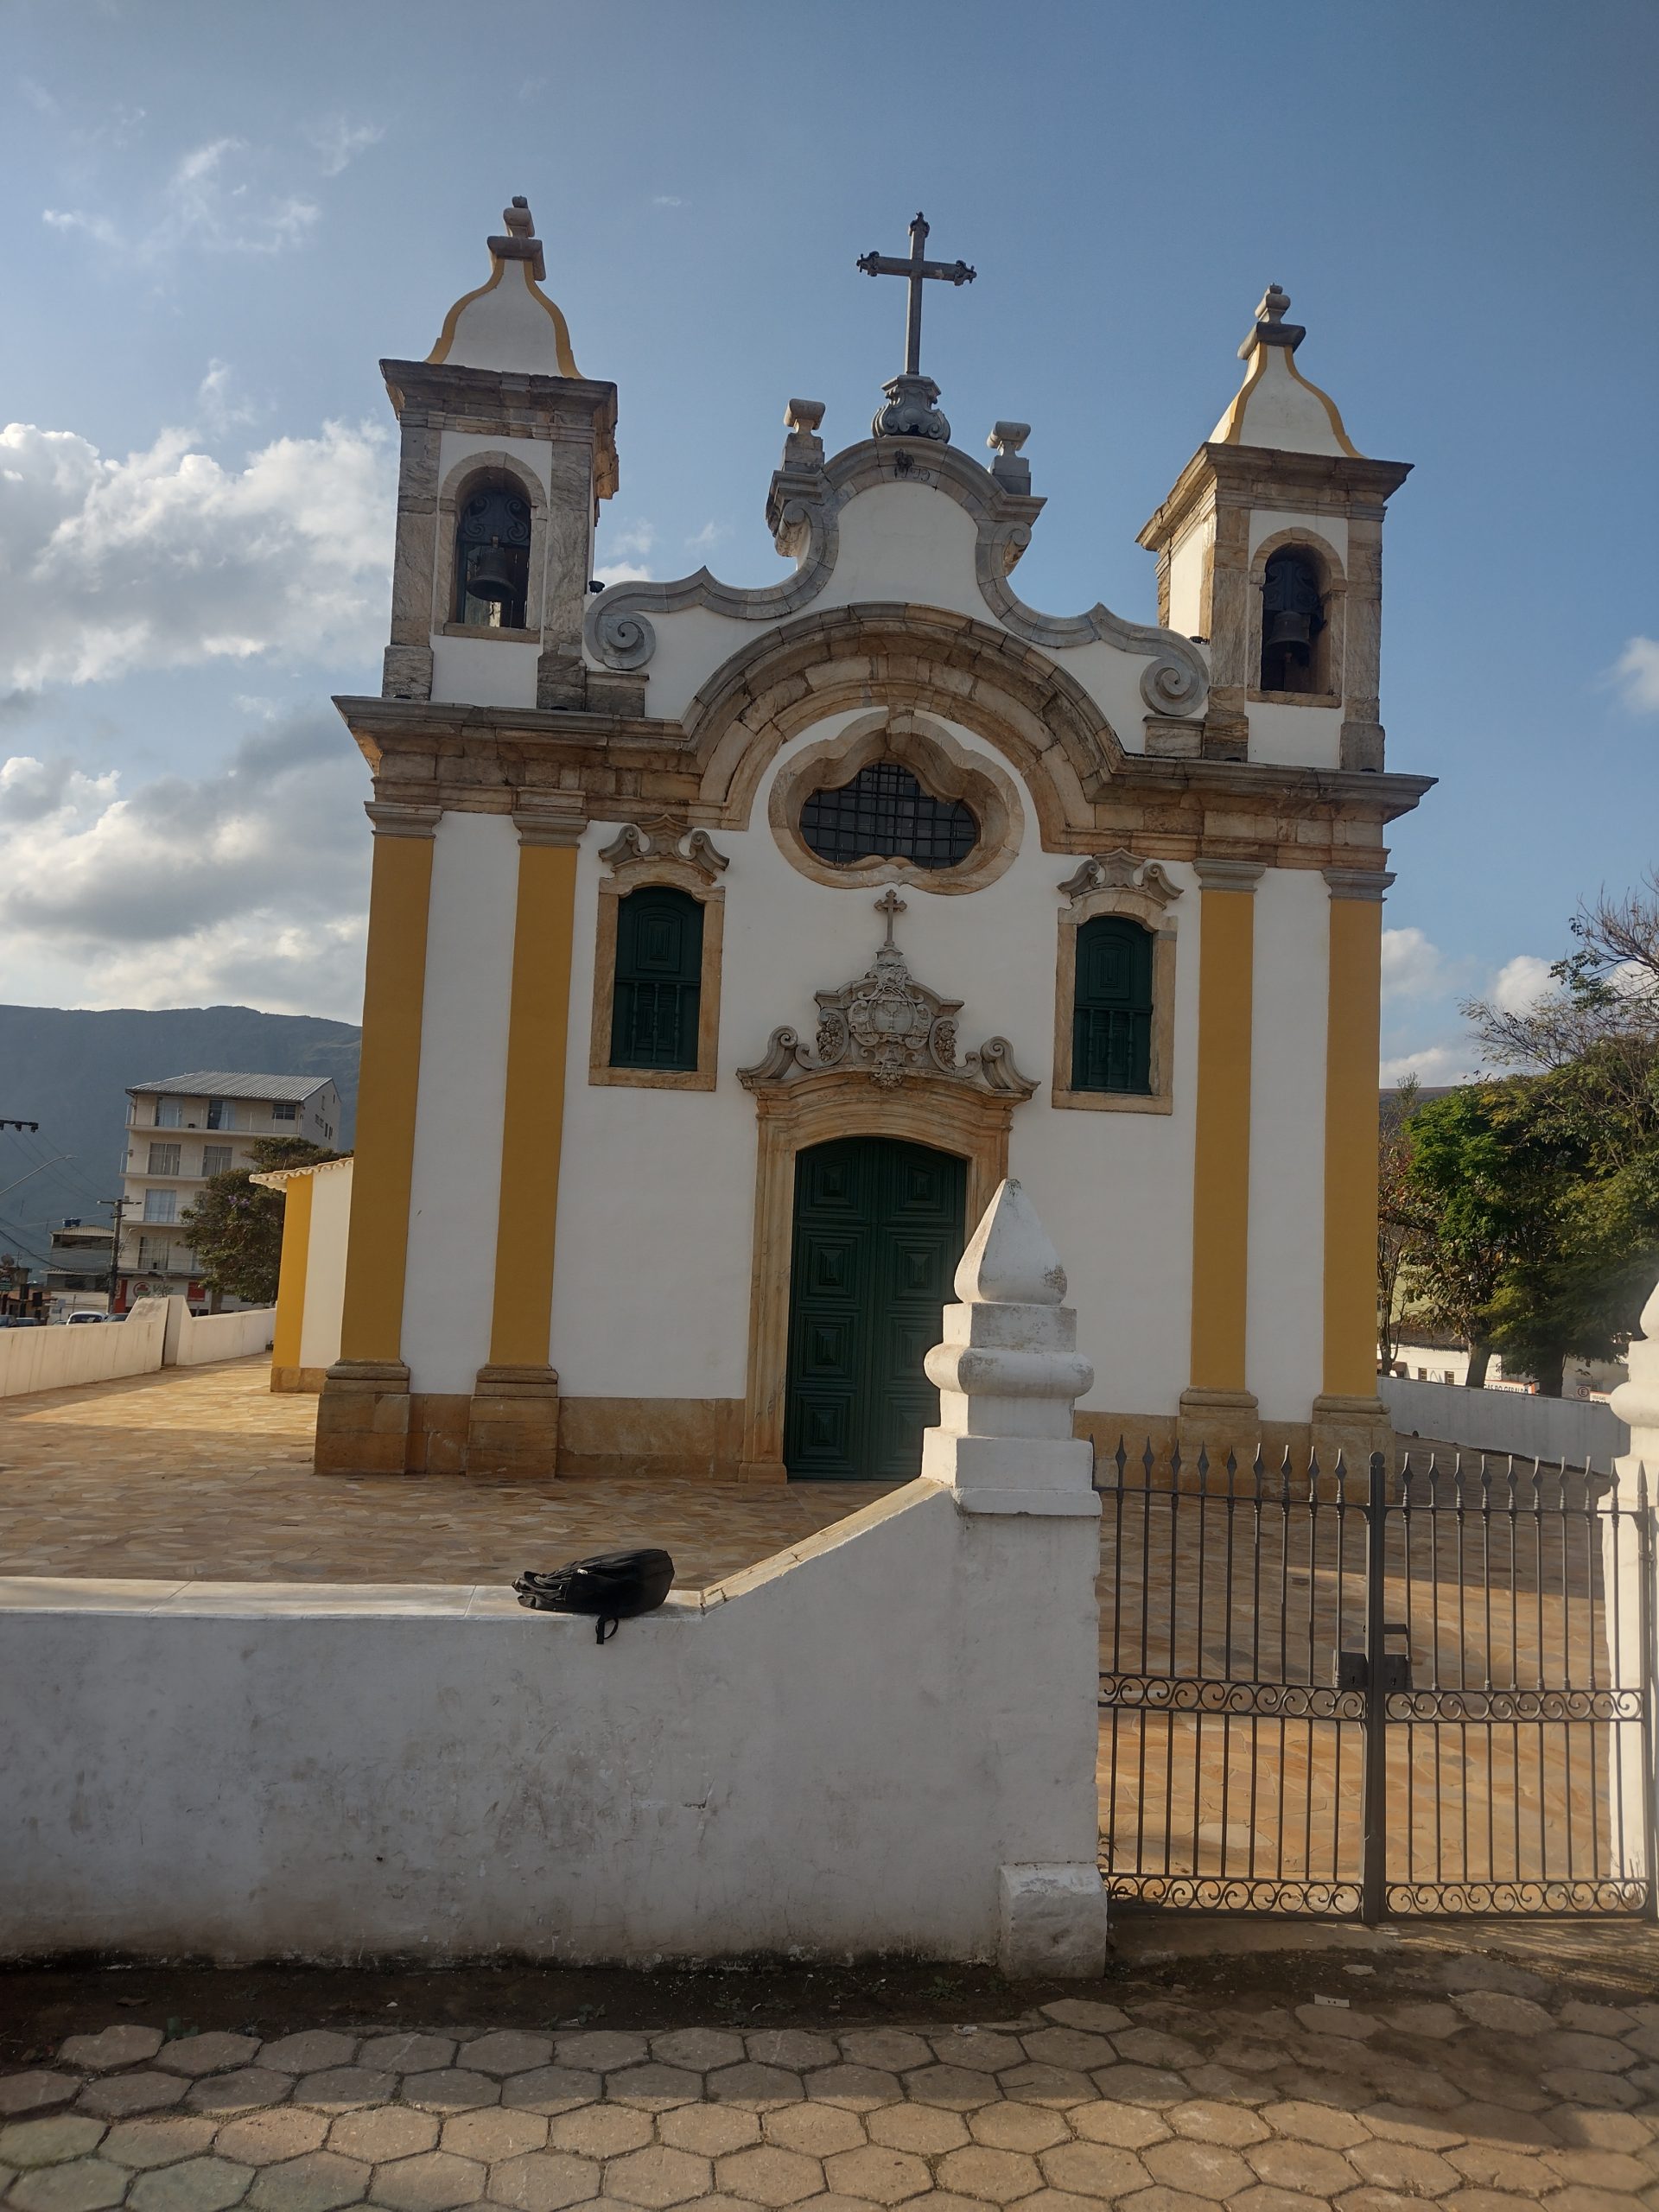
top-left (783, 1135), bottom-right (967, 1481)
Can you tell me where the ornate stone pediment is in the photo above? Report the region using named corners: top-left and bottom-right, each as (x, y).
top-left (599, 817), bottom-right (729, 881)
top-left (738, 893), bottom-right (1038, 1099)
top-left (1057, 849), bottom-right (1181, 909)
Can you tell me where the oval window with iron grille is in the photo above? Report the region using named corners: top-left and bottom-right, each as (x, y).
top-left (799, 760), bottom-right (978, 871)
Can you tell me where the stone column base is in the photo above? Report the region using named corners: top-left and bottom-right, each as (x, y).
top-left (1176, 1388), bottom-right (1261, 1470)
top-left (997, 1863), bottom-right (1109, 1979)
top-left (315, 1360), bottom-right (413, 1476)
top-left (1311, 1392), bottom-right (1394, 1467)
top-left (737, 1459), bottom-right (789, 1486)
top-left (467, 1365), bottom-right (562, 1481)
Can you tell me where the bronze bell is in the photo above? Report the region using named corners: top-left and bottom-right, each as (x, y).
top-left (1263, 606), bottom-right (1313, 654)
top-left (467, 537), bottom-right (517, 606)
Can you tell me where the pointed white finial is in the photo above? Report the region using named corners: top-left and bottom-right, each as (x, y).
top-left (954, 1178), bottom-right (1066, 1306)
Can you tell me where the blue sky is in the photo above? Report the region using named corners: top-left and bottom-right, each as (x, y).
top-left (0, 0), bottom-right (1653, 1080)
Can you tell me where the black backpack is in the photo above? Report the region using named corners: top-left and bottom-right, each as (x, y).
top-left (513, 1548), bottom-right (675, 1642)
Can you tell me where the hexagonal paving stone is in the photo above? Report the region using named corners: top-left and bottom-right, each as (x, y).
top-left (1538, 2031), bottom-right (1637, 2075)
top-left (10, 2156), bottom-right (130, 2212)
top-left (545, 2108), bottom-right (652, 2159)
top-left (486, 2152), bottom-right (601, 2212)
top-left (357, 2039), bottom-right (457, 2079)
top-left (658, 2107), bottom-right (760, 2158)
top-left (367, 2151), bottom-right (484, 2212)
top-left (1259, 2102), bottom-right (1370, 2150)
top-left (245, 2151), bottom-right (369, 2212)
top-left (602, 2065), bottom-right (702, 2113)
top-left (993, 2066), bottom-right (1094, 2111)
top-left (705, 2066), bottom-right (803, 2113)
top-left (1360, 2106), bottom-right (1465, 2151)
top-left (499, 2069), bottom-right (600, 2118)
top-left (103, 2119), bottom-right (220, 2171)
top-left (891, 2064), bottom-right (995, 2113)
top-left (800, 2067), bottom-right (900, 2113)
top-left (128, 2155), bottom-right (256, 2212)
top-left (1348, 2137), bottom-right (1461, 2196)
top-left (1166, 2102), bottom-right (1270, 2150)
top-left (439, 2108), bottom-right (548, 2163)
top-left (1, 2078), bottom-right (86, 2120)
top-left (156, 2037), bottom-right (264, 2080)
top-left (1041, 1999), bottom-right (1130, 2035)
top-left (968, 2103), bottom-right (1068, 2154)
top-left (1141, 2137), bottom-right (1253, 2202)
top-left (1039, 2139), bottom-right (1154, 2199)
top-left (79, 2073), bottom-right (188, 2120)
top-left (328, 2113), bottom-right (440, 2166)
top-left (552, 2035), bottom-right (647, 2075)
top-left (836, 2032), bottom-right (932, 2074)
top-left (291, 2073), bottom-right (397, 2116)
top-left (744, 2034), bottom-right (837, 2074)
top-left (459, 2036), bottom-right (555, 2080)
top-left (60, 2029), bottom-right (166, 2073)
top-left (1246, 2135), bottom-right (1362, 2196)
top-left (186, 2074), bottom-right (295, 2120)
top-left (398, 2072), bottom-right (497, 2115)
top-left (1450, 1993), bottom-right (1554, 2037)
top-left (1114, 2027), bottom-right (1206, 2070)
top-left (0, 2117), bottom-right (109, 2170)
top-left (762, 2105), bottom-right (866, 2158)
top-left (257, 2041), bottom-right (359, 2080)
top-left (1292, 2004), bottom-right (1377, 2043)
top-left (215, 2113), bottom-right (332, 2166)
top-left (1014, 2184), bottom-right (1145, 2212)
top-left (928, 2031), bottom-right (1026, 2075)
top-left (1093, 2063), bottom-right (1191, 2111)
top-left (1020, 2029), bottom-right (1118, 2073)
top-left (823, 2145), bottom-right (931, 2205)
top-left (867, 2106), bottom-right (968, 2156)
top-left (1446, 2139), bottom-right (1551, 2192)
top-left (713, 2146), bottom-right (823, 2208)
top-left (1542, 2069), bottom-right (1640, 2110)
top-left (601, 2145), bottom-right (715, 2209)
top-left (936, 2145), bottom-right (1042, 2202)
top-left (1549, 2110), bottom-right (1651, 2153)
top-left (1378, 2003), bottom-right (1463, 2041)
top-left (648, 2031), bottom-right (746, 2075)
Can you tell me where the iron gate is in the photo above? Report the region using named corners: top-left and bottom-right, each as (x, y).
top-left (1097, 1447), bottom-right (1656, 1921)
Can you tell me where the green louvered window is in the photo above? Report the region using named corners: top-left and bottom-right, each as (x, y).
top-left (1072, 915), bottom-right (1154, 1094)
top-left (611, 886), bottom-right (703, 1071)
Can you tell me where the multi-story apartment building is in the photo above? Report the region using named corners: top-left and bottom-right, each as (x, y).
top-left (45, 1220), bottom-right (117, 1317)
top-left (117, 1073), bottom-right (341, 1311)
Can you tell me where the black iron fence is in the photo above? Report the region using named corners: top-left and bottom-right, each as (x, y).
top-left (1096, 1446), bottom-right (1655, 1922)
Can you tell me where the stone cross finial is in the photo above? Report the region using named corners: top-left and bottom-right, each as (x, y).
top-left (874, 887), bottom-right (907, 947)
top-left (922, 1179), bottom-right (1097, 1516)
top-left (1239, 281), bottom-right (1306, 359)
top-left (858, 212), bottom-right (977, 444)
top-left (488, 195), bottom-right (547, 279)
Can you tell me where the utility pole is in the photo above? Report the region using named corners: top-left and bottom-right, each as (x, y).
top-left (102, 1198), bottom-right (126, 1313)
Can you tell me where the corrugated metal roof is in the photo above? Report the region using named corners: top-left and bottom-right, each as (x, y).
top-left (127, 1072), bottom-right (334, 1102)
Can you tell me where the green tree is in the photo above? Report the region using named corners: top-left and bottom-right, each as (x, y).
top-left (181, 1137), bottom-right (336, 1307)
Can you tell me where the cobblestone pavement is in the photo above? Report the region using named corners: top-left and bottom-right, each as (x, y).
top-left (8, 1970), bottom-right (1659, 2212)
top-left (0, 1364), bottom-right (893, 1587)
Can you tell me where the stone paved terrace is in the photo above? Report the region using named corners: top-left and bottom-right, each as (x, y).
top-left (8, 1949), bottom-right (1659, 2212)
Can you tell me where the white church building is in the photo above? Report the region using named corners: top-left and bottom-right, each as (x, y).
top-left (296, 197), bottom-right (1429, 1484)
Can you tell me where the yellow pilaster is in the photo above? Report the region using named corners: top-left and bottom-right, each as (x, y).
top-left (1313, 867), bottom-right (1395, 1460)
top-left (269, 1170), bottom-right (314, 1392)
top-left (467, 797), bottom-right (585, 1478)
top-left (1180, 860), bottom-right (1262, 1455)
top-left (315, 800), bottom-right (439, 1475)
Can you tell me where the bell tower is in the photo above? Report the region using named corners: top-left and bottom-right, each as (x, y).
top-left (378, 196), bottom-right (620, 713)
top-left (1138, 286), bottom-right (1410, 772)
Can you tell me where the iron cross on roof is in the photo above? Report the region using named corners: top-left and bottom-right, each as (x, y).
top-left (857, 213), bottom-right (976, 378)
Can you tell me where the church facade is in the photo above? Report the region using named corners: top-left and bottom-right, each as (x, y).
top-left (312, 198), bottom-right (1429, 1484)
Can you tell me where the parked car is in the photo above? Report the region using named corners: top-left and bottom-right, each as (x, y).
top-left (65, 1310), bottom-right (115, 1324)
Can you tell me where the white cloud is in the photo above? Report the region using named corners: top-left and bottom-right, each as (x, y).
top-left (592, 518), bottom-right (656, 588)
top-left (43, 137), bottom-right (321, 262)
top-left (1490, 953), bottom-right (1554, 1014)
top-left (652, 195), bottom-right (685, 208)
top-left (1378, 1043), bottom-right (1476, 1087)
top-left (0, 718), bottom-right (370, 1018)
top-left (685, 520), bottom-right (730, 554)
top-left (0, 416), bottom-right (394, 689)
top-left (307, 117), bottom-right (385, 178)
top-left (195, 359), bottom-right (259, 436)
top-left (1380, 925), bottom-right (1447, 1001)
top-left (1611, 637), bottom-right (1659, 715)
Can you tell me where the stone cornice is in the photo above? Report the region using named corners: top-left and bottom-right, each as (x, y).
top-left (1139, 443), bottom-right (1414, 551)
top-left (380, 359), bottom-right (620, 500)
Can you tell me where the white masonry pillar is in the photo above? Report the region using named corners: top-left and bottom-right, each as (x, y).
top-left (1609, 1279), bottom-right (1659, 1896)
top-left (922, 1178), bottom-right (1109, 1976)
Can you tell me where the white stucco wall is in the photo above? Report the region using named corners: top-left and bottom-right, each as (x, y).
top-left (430, 635), bottom-right (540, 709)
top-left (551, 717), bottom-right (1202, 1420)
top-left (1247, 872), bottom-right (1330, 1421)
top-left (299, 1162), bottom-right (352, 1374)
top-left (0, 1300), bottom-right (167, 1400)
top-left (403, 811), bottom-right (518, 1395)
top-left (0, 1482), bottom-right (1102, 1966)
top-left (1383, 1377), bottom-right (1628, 1471)
top-left (173, 1306), bottom-right (275, 1367)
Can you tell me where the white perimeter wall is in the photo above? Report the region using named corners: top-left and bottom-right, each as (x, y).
top-left (550, 712), bottom-right (1208, 1419)
top-left (172, 1306), bottom-right (276, 1368)
top-left (0, 1300), bottom-right (273, 1400)
top-left (402, 811), bottom-right (518, 1395)
top-left (1384, 1376), bottom-right (1629, 1471)
top-left (0, 1484), bottom-right (1101, 1966)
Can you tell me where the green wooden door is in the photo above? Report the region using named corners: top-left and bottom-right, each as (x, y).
top-left (784, 1135), bottom-right (968, 1481)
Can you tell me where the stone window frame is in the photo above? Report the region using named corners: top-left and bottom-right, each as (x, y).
top-left (1247, 528), bottom-right (1347, 710)
top-left (588, 855), bottom-right (725, 1093)
top-left (1052, 880), bottom-right (1179, 1116)
top-left (432, 449), bottom-right (549, 645)
top-left (767, 709), bottom-right (1023, 896)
